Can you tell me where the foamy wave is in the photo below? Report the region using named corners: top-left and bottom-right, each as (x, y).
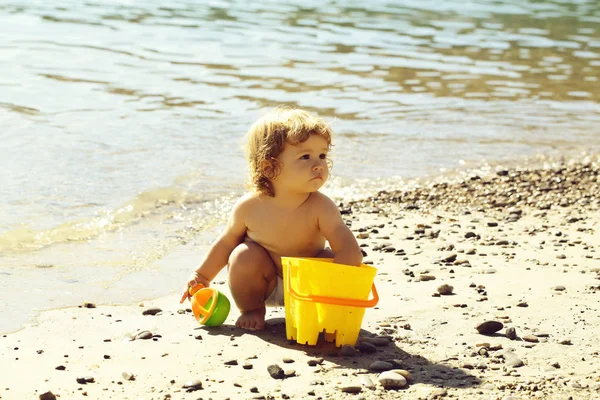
top-left (0, 187), bottom-right (205, 254)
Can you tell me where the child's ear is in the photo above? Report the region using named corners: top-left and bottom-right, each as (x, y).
top-left (261, 158), bottom-right (280, 180)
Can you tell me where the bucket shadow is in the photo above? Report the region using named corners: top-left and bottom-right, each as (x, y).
top-left (199, 317), bottom-right (481, 389)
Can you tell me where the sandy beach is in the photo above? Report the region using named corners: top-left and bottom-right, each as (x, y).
top-left (2, 155), bottom-right (599, 400)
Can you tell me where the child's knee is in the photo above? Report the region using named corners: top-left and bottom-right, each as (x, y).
top-left (228, 242), bottom-right (275, 278)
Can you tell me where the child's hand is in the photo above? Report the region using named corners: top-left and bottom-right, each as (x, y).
top-left (179, 271), bottom-right (211, 304)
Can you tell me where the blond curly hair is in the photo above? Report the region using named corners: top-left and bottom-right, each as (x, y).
top-left (245, 107), bottom-right (332, 197)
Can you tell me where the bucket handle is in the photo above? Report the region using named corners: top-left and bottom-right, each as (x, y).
top-left (286, 266), bottom-right (379, 308)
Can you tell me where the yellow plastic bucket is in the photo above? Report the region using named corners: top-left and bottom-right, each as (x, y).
top-left (282, 257), bottom-right (378, 347)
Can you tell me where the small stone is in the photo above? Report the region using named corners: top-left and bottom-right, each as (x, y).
top-left (284, 369), bottom-right (296, 377)
top-left (182, 379), bottom-right (203, 391)
top-left (358, 342), bottom-right (377, 354)
top-left (340, 345), bottom-right (357, 356)
top-left (377, 371), bottom-right (408, 389)
top-left (516, 301), bottom-right (528, 307)
top-left (522, 335), bottom-right (539, 343)
top-left (475, 321), bottom-right (504, 335)
top-left (39, 392), bottom-right (57, 400)
top-left (55, 365), bottom-right (66, 371)
top-left (441, 253), bottom-right (457, 263)
top-left (503, 352), bottom-right (524, 368)
top-left (360, 375), bottom-right (376, 389)
top-left (552, 286), bottom-right (566, 291)
top-left (307, 358), bottom-right (324, 366)
top-left (267, 364), bottom-right (285, 379)
top-left (142, 307), bottom-right (162, 316)
top-left (558, 338), bottom-right (572, 345)
top-left (505, 327), bottom-right (517, 340)
top-left (122, 372), bottom-right (135, 381)
top-left (134, 331), bottom-right (153, 340)
top-left (418, 275), bottom-right (436, 282)
top-left (550, 360), bottom-right (561, 368)
top-left (392, 369), bottom-right (412, 382)
top-left (368, 361), bottom-right (393, 372)
top-left (82, 302), bottom-right (96, 309)
top-left (224, 359), bottom-right (238, 365)
top-left (243, 363), bottom-right (253, 369)
top-left (339, 384), bottom-right (362, 394)
top-left (429, 388), bottom-right (448, 398)
top-left (437, 284), bottom-right (454, 295)
top-left (282, 357), bottom-right (295, 364)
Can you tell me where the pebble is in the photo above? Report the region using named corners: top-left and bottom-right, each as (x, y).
top-left (428, 388), bottom-right (448, 398)
top-left (503, 352), bottom-right (524, 368)
top-left (76, 376), bottom-right (95, 384)
top-left (559, 338), bottom-right (572, 345)
top-left (307, 357), bottom-right (324, 366)
top-left (224, 359), bottom-right (238, 365)
top-left (122, 371), bottom-right (135, 381)
top-left (243, 363), bottom-right (253, 369)
top-left (358, 342), bottom-right (377, 354)
top-left (505, 327), bottom-right (517, 340)
top-left (516, 301), bottom-right (529, 307)
top-left (134, 330), bottom-right (153, 340)
top-left (39, 392), bottom-right (57, 400)
top-left (82, 302), bottom-right (96, 309)
top-left (475, 320), bottom-right (504, 335)
top-left (368, 361), bottom-right (393, 372)
top-left (418, 274), bottom-right (436, 281)
top-left (522, 335), bottom-right (539, 343)
top-left (441, 253), bottom-right (457, 263)
top-left (360, 375), bottom-right (376, 389)
top-left (282, 357), bottom-right (295, 364)
top-left (141, 307), bottom-right (162, 316)
top-left (552, 285), bottom-right (566, 291)
top-left (267, 364), bottom-right (285, 379)
top-left (437, 284), bottom-right (454, 295)
top-left (340, 345), bottom-right (357, 356)
top-left (339, 384), bottom-right (362, 393)
top-left (392, 369), bottom-right (412, 382)
top-left (377, 371), bottom-right (408, 389)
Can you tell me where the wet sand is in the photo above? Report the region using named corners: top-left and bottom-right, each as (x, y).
top-left (2, 155), bottom-right (599, 400)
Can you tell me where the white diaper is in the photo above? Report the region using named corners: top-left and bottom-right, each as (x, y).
top-left (264, 275), bottom-right (285, 307)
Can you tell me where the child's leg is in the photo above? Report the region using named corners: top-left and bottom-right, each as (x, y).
top-left (228, 241), bottom-right (277, 330)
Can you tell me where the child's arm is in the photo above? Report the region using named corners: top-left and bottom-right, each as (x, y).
top-left (180, 196), bottom-right (249, 303)
top-left (316, 194), bottom-right (363, 266)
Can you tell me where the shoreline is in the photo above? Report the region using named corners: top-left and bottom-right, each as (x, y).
top-left (2, 154), bottom-right (599, 399)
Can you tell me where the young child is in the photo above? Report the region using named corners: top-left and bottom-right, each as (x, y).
top-left (180, 107), bottom-right (362, 330)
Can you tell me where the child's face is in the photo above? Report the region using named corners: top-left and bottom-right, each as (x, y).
top-left (273, 134), bottom-right (329, 195)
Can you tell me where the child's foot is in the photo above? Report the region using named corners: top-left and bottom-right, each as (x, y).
top-left (236, 308), bottom-right (266, 331)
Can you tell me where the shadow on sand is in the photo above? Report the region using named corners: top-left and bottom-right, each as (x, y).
top-left (198, 317), bottom-right (481, 390)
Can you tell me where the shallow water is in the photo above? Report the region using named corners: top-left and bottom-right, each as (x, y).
top-left (1, 0), bottom-right (599, 332)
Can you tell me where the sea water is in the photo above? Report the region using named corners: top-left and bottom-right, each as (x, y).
top-left (1, 0), bottom-right (599, 332)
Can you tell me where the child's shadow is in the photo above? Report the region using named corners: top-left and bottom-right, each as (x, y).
top-left (200, 317), bottom-right (481, 389)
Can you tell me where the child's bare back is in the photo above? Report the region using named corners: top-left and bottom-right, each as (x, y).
top-left (181, 107), bottom-right (362, 331)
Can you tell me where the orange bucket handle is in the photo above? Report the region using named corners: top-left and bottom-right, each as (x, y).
top-left (286, 266), bottom-right (379, 308)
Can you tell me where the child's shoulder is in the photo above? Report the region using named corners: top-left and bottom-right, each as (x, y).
top-left (234, 191), bottom-right (266, 209)
top-left (307, 191), bottom-right (337, 211)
